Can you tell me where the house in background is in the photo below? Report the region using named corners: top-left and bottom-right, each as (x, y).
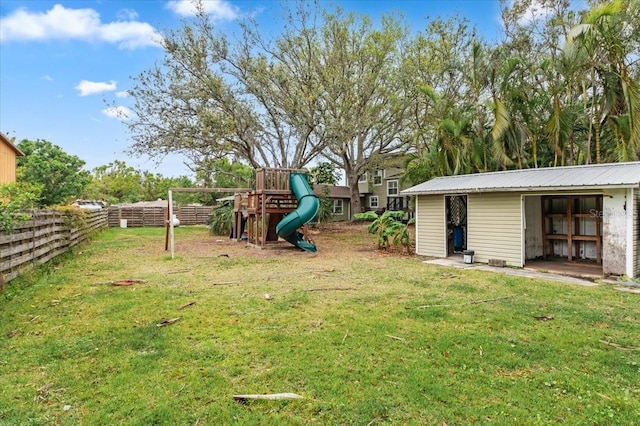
top-left (357, 156), bottom-right (412, 214)
top-left (0, 132), bottom-right (24, 184)
top-left (313, 184), bottom-right (351, 221)
top-left (317, 155), bottom-right (414, 221)
top-left (402, 162), bottom-right (640, 278)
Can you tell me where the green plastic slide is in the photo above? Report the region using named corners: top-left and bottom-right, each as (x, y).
top-left (276, 172), bottom-right (319, 252)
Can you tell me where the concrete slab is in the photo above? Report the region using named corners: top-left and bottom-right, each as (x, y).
top-left (423, 258), bottom-right (598, 287)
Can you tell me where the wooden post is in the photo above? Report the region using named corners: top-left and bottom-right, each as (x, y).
top-left (169, 190), bottom-right (175, 259)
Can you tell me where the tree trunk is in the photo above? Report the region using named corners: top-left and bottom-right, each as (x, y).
top-left (347, 174), bottom-right (362, 220)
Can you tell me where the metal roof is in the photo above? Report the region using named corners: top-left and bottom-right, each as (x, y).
top-left (401, 162), bottom-right (640, 195)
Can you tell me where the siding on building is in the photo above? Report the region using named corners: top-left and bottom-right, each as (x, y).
top-left (635, 188), bottom-right (639, 277)
top-left (415, 195), bottom-right (446, 257)
top-left (467, 192), bottom-right (523, 267)
top-left (0, 135), bottom-right (23, 184)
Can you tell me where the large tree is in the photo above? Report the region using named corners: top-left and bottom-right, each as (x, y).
top-left (127, 1), bottom-right (328, 170)
top-left (313, 10), bottom-right (412, 213)
top-left (127, 2), bottom-right (412, 214)
top-left (16, 139), bottom-right (90, 206)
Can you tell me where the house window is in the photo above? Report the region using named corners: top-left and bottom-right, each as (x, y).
top-left (374, 170), bottom-right (383, 186)
top-left (387, 180), bottom-right (398, 196)
top-left (369, 196), bottom-right (379, 209)
top-left (332, 199), bottom-right (343, 215)
top-left (358, 174), bottom-right (367, 182)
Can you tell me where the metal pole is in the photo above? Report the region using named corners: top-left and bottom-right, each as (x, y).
top-left (168, 189), bottom-right (175, 259)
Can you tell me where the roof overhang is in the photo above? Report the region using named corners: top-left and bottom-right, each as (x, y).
top-left (402, 184), bottom-right (639, 196)
top-left (0, 132), bottom-right (25, 156)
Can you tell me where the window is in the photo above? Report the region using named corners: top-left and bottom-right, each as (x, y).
top-left (373, 170), bottom-right (383, 185)
top-left (369, 196), bottom-right (379, 209)
top-left (332, 199), bottom-right (343, 215)
top-left (387, 180), bottom-right (398, 196)
top-left (358, 174), bottom-right (367, 182)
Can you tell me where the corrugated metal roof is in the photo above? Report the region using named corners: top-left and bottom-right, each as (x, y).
top-left (402, 162), bottom-right (640, 195)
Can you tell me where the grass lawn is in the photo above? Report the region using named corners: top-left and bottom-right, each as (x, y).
top-left (1, 224), bottom-right (639, 425)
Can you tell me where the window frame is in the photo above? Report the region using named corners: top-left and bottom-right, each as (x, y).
top-left (332, 199), bottom-right (343, 215)
top-left (369, 195), bottom-right (379, 209)
top-left (387, 179), bottom-right (399, 196)
top-left (373, 170), bottom-right (383, 186)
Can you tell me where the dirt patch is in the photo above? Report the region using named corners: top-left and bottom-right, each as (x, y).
top-left (169, 222), bottom-right (380, 258)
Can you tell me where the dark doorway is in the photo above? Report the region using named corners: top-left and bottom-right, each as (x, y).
top-left (446, 195), bottom-right (467, 255)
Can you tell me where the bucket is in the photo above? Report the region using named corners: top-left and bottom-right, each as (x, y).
top-left (120, 219), bottom-right (128, 228)
top-left (463, 250), bottom-right (474, 264)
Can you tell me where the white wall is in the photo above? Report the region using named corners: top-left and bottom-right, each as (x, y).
top-left (467, 192), bottom-right (523, 267)
top-left (602, 188), bottom-right (632, 276)
top-left (415, 195), bottom-right (446, 258)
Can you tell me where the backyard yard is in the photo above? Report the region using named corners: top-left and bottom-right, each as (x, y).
top-left (1, 223), bottom-right (638, 425)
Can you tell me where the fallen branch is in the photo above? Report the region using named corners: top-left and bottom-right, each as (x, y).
top-left (178, 301), bottom-right (197, 310)
top-left (233, 393), bottom-right (303, 401)
top-left (305, 287), bottom-right (356, 292)
top-left (167, 269), bottom-right (191, 275)
top-left (156, 317), bottom-right (180, 327)
top-left (412, 295), bottom-right (515, 309)
top-left (534, 315), bottom-right (554, 321)
top-left (211, 281), bottom-right (239, 286)
top-left (90, 279), bottom-right (147, 287)
top-left (599, 340), bottom-right (640, 351)
top-left (386, 334), bottom-right (407, 343)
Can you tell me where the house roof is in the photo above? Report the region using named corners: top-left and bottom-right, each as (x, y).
top-left (313, 184), bottom-right (351, 199)
top-left (402, 162), bottom-right (640, 196)
top-left (0, 132), bottom-right (25, 156)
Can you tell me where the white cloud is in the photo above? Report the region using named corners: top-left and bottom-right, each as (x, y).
top-left (166, 0), bottom-right (239, 20)
top-left (98, 20), bottom-right (162, 49)
top-left (0, 4), bottom-right (161, 49)
top-left (115, 90), bottom-right (130, 98)
top-left (76, 80), bottom-right (117, 96)
top-left (102, 106), bottom-right (133, 121)
top-left (42, 74), bottom-right (53, 81)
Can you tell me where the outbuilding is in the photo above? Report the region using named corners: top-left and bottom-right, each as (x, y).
top-left (0, 132), bottom-right (25, 184)
top-left (402, 162), bottom-right (640, 278)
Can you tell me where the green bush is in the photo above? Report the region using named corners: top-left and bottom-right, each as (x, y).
top-left (0, 182), bottom-right (41, 233)
top-left (208, 202), bottom-right (233, 236)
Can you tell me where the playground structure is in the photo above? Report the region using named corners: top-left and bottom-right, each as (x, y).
top-left (232, 168), bottom-right (319, 252)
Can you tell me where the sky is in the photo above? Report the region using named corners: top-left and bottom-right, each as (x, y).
top-left (0, 0), bottom-right (509, 178)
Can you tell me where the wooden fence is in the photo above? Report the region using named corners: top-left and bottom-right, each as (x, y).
top-left (0, 209), bottom-right (108, 283)
top-left (107, 206), bottom-right (213, 228)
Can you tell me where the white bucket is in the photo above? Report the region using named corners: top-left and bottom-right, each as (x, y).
top-left (120, 219), bottom-right (128, 228)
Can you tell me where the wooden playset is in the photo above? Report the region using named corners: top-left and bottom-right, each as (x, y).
top-left (232, 168), bottom-right (319, 252)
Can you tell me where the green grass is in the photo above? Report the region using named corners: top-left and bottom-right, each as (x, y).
top-left (1, 225), bottom-right (639, 425)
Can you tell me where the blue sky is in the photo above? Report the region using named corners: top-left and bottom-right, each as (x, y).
top-left (0, 0), bottom-right (507, 178)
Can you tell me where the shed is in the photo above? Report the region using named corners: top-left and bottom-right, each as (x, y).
top-left (402, 162), bottom-right (640, 278)
top-left (0, 132), bottom-right (25, 184)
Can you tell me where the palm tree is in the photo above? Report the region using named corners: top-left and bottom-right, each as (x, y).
top-left (566, 0), bottom-right (640, 163)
